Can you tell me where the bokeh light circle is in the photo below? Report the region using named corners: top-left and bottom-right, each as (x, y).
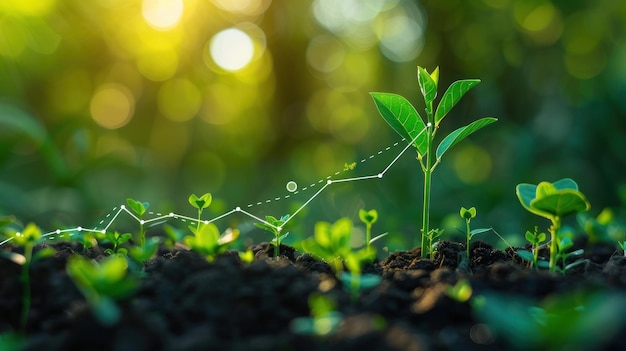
top-left (142, 0), bottom-right (184, 30)
top-left (90, 84), bottom-right (135, 130)
top-left (209, 28), bottom-right (255, 71)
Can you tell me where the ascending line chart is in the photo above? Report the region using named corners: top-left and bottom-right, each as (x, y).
top-left (0, 126), bottom-right (427, 246)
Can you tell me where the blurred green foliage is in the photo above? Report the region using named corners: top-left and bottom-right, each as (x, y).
top-left (0, 0), bottom-right (624, 247)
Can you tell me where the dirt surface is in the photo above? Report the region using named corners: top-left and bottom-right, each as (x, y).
top-left (1, 239), bottom-right (626, 351)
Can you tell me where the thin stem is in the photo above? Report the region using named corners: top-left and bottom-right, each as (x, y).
top-left (548, 217), bottom-right (561, 272)
top-left (365, 223), bottom-right (372, 251)
top-left (20, 243), bottom-right (33, 332)
top-left (421, 112), bottom-right (434, 258)
top-left (466, 219), bottom-right (471, 260)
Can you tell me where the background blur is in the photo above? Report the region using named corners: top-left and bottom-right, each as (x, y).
top-left (1, 0), bottom-right (625, 249)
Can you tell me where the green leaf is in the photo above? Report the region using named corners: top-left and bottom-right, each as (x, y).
top-left (460, 207), bottom-right (477, 219)
top-left (32, 247), bottom-right (56, 262)
top-left (417, 66), bottom-right (437, 110)
top-left (516, 250), bottom-right (534, 262)
top-left (359, 209), bottom-right (378, 225)
top-left (530, 190), bottom-right (590, 218)
top-left (434, 79), bottom-right (481, 127)
top-left (370, 92), bottom-right (427, 156)
top-left (470, 228), bottom-right (491, 238)
top-left (0, 216), bottom-right (14, 229)
top-left (525, 230), bottom-right (536, 243)
top-left (125, 198), bottom-right (146, 217)
top-left (436, 117), bottom-right (497, 160)
top-left (188, 193), bottom-right (212, 210)
top-left (553, 178), bottom-right (579, 191)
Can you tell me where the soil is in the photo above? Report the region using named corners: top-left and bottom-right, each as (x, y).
top-left (1, 238), bottom-right (626, 351)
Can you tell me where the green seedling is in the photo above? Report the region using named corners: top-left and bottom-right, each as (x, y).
top-left (358, 209), bottom-right (388, 251)
top-left (183, 222), bottom-right (239, 262)
top-left (371, 66), bottom-right (497, 258)
top-left (302, 218), bottom-right (380, 302)
top-left (553, 233), bottom-right (585, 275)
top-left (66, 254), bottom-right (138, 325)
top-left (578, 207), bottom-right (626, 254)
top-left (516, 178), bottom-right (590, 272)
top-left (238, 249), bottom-right (254, 264)
top-left (425, 228), bottom-right (444, 258)
top-left (517, 226), bottom-right (547, 269)
top-left (460, 207), bottom-right (492, 261)
top-left (188, 192), bottom-right (212, 232)
top-left (162, 224), bottom-right (186, 248)
top-left (128, 237), bottom-right (160, 264)
top-left (291, 293), bottom-right (343, 336)
top-left (1, 223), bottom-right (55, 331)
top-left (254, 215), bottom-right (290, 257)
top-left (445, 279), bottom-right (473, 303)
top-left (125, 198), bottom-right (149, 246)
top-left (103, 231), bottom-right (132, 255)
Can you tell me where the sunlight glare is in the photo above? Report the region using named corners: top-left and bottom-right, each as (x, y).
top-left (142, 0), bottom-right (184, 30)
top-left (209, 28), bottom-right (255, 72)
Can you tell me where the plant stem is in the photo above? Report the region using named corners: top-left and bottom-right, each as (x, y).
top-left (274, 231), bottom-right (280, 257)
top-left (421, 122), bottom-right (433, 258)
top-left (466, 219), bottom-right (471, 260)
top-left (20, 243), bottom-right (33, 331)
top-left (548, 217), bottom-right (561, 272)
top-left (365, 223), bottom-right (372, 251)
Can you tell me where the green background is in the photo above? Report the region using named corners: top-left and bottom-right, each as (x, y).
top-left (1, 0), bottom-right (624, 249)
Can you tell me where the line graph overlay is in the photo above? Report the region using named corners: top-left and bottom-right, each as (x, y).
top-left (0, 127), bottom-right (426, 246)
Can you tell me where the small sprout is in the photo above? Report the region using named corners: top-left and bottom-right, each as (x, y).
top-left (128, 237), bottom-right (160, 263)
top-left (188, 192), bottom-right (212, 232)
top-left (519, 226), bottom-right (547, 269)
top-left (254, 215), bottom-right (290, 257)
top-left (162, 224), bottom-right (186, 248)
top-left (238, 249), bottom-right (254, 264)
top-left (516, 178), bottom-right (590, 272)
top-left (1, 223), bottom-right (55, 331)
top-left (459, 207), bottom-right (491, 261)
top-left (358, 209), bottom-right (379, 250)
top-left (183, 223), bottom-right (239, 262)
top-left (291, 293), bottom-right (343, 336)
top-left (302, 218), bottom-right (379, 302)
top-left (423, 228), bottom-right (444, 259)
top-left (66, 255), bottom-right (138, 325)
top-left (126, 198), bottom-right (149, 246)
top-left (103, 231), bottom-right (132, 256)
top-left (445, 279), bottom-right (473, 303)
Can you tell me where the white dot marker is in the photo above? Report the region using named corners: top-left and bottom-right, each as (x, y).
top-left (286, 181), bottom-right (297, 192)
top-left (378, 173), bottom-right (383, 178)
top-left (56, 229), bottom-right (61, 234)
top-left (140, 220), bottom-right (145, 225)
top-left (77, 227), bottom-right (83, 231)
top-left (427, 122), bottom-right (432, 127)
top-left (236, 207), bottom-right (241, 211)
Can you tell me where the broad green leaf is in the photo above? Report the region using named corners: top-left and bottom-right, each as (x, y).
top-left (370, 92), bottom-right (428, 156)
top-left (435, 117), bottom-right (497, 160)
top-left (100, 255), bottom-right (129, 282)
top-left (314, 221), bottom-right (332, 248)
top-left (434, 79), bottom-right (481, 127)
top-left (516, 250), bottom-right (534, 262)
top-left (530, 190), bottom-right (590, 218)
top-left (536, 182), bottom-right (558, 199)
top-left (417, 66), bottom-right (437, 110)
top-left (470, 228), bottom-right (491, 237)
top-left (429, 66), bottom-right (440, 86)
top-left (552, 178), bottom-right (579, 191)
top-left (330, 218), bottom-right (352, 251)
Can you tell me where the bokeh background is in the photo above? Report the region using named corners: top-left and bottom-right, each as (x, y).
top-left (1, 0), bottom-right (625, 249)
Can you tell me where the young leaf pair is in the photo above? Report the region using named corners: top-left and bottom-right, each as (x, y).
top-left (371, 66), bottom-right (497, 257)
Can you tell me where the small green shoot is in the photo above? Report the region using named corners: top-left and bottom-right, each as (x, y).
top-left (516, 178), bottom-right (590, 272)
top-left (302, 218), bottom-right (380, 302)
top-left (445, 279), bottom-right (473, 303)
top-left (371, 66), bottom-right (497, 257)
top-left (1, 223), bottom-right (55, 331)
top-left (460, 207), bottom-right (491, 261)
top-left (66, 254), bottom-right (138, 325)
top-left (103, 231), bottom-right (132, 256)
top-left (238, 249), bottom-right (254, 264)
top-left (425, 228), bottom-right (444, 258)
top-left (183, 223), bottom-right (239, 262)
top-left (125, 198), bottom-right (149, 246)
top-left (291, 293), bottom-right (343, 336)
top-left (254, 215), bottom-right (290, 257)
top-left (188, 192), bottom-right (212, 232)
top-left (359, 209), bottom-right (387, 251)
top-left (518, 226), bottom-right (547, 269)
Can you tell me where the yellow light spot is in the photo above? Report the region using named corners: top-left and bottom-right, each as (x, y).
top-left (0, 16), bottom-right (27, 58)
top-left (157, 78), bottom-right (202, 122)
top-left (0, 0), bottom-right (56, 16)
top-left (453, 143), bottom-right (492, 184)
top-left (90, 85), bottom-right (135, 130)
top-left (136, 47), bottom-right (178, 81)
top-left (209, 28), bottom-right (255, 72)
top-left (521, 4), bottom-right (555, 32)
top-left (306, 35), bottom-right (346, 73)
top-left (211, 0), bottom-right (272, 16)
top-left (142, 0), bottom-right (184, 30)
